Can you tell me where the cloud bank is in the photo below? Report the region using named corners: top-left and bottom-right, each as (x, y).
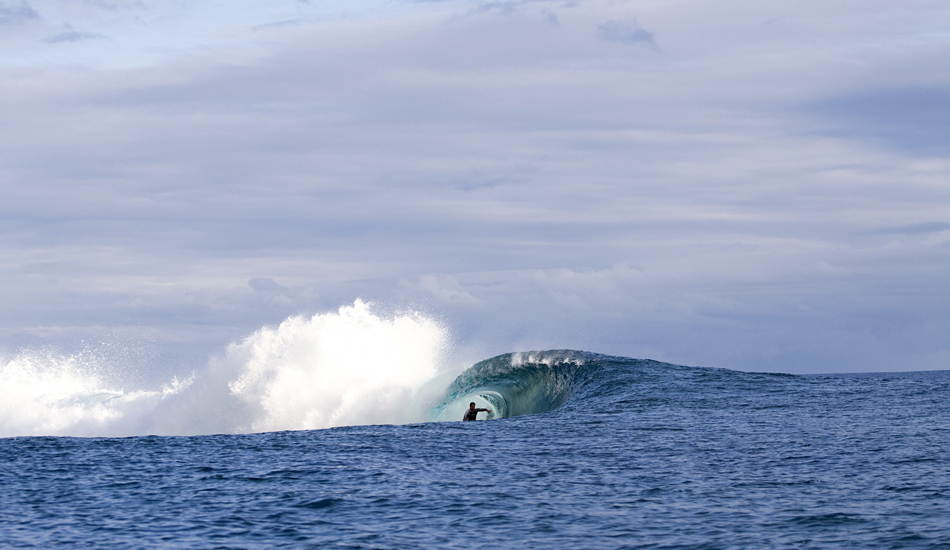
top-left (0, 0), bottom-right (948, 375)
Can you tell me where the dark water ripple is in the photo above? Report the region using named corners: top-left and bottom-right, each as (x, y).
top-left (2, 356), bottom-right (950, 548)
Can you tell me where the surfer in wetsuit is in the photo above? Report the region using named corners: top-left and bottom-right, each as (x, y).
top-left (463, 402), bottom-right (491, 421)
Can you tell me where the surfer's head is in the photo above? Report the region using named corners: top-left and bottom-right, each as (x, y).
top-left (469, 402), bottom-right (476, 409)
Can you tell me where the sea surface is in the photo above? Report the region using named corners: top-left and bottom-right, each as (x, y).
top-left (2, 350), bottom-right (949, 549)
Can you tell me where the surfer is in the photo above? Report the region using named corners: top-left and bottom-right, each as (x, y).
top-left (463, 402), bottom-right (491, 421)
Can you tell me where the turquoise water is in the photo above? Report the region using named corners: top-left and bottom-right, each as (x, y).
top-left (3, 351), bottom-right (949, 548)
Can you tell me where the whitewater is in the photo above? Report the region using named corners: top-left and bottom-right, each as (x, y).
top-left (3, 301), bottom-right (950, 548)
top-left (0, 300), bottom-right (454, 437)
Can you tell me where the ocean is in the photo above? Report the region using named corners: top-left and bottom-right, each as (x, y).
top-left (2, 347), bottom-right (949, 549)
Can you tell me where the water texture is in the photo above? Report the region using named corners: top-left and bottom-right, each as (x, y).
top-left (2, 351), bottom-right (949, 549)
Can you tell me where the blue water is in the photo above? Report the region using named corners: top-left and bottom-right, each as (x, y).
top-left (3, 351), bottom-right (950, 548)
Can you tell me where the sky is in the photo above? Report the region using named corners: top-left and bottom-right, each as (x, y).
top-left (0, 0), bottom-right (948, 376)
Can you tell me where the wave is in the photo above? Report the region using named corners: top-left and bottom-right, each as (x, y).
top-left (0, 301), bottom-right (688, 438)
top-left (429, 350), bottom-right (593, 421)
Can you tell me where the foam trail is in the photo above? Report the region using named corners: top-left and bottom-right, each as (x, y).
top-left (0, 300), bottom-right (451, 437)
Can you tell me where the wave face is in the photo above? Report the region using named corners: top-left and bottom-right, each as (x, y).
top-left (429, 350), bottom-right (680, 422)
top-left (430, 350), bottom-right (592, 421)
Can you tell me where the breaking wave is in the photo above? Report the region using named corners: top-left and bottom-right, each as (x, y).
top-left (1, 300), bottom-right (450, 437)
top-left (0, 300), bottom-right (677, 438)
top-left (429, 350), bottom-right (592, 421)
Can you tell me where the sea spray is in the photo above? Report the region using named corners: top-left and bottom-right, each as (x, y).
top-left (0, 349), bottom-right (191, 437)
top-left (2, 300), bottom-right (451, 437)
top-left (218, 299), bottom-right (449, 433)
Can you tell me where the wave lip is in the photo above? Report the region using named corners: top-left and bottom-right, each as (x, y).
top-left (430, 350), bottom-right (593, 422)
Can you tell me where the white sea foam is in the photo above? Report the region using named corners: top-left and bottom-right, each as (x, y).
top-left (0, 300), bottom-right (451, 437)
top-left (0, 349), bottom-right (191, 437)
top-left (218, 299), bottom-right (448, 433)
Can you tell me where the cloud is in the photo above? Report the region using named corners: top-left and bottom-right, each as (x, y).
top-left (405, 274), bottom-right (482, 306)
top-left (0, 0), bottom-right (948, 375)
top-left (0, 1), bottom-right (39, 25)
top-left (247, 278), bottom-right (313, 307)
top-left (872, 222), bottom-right (950, 236)
top-left (43, 30), bottom-right (108, 43)
top-left (248, 278), bottom-right (286, 293)
top-left (597, 18), bottom-right (655, 47)
top-left (253, 18), bottom-right (307, 30)
top-left (805, 88), bottom-right (950, 155)
top-left (474, 2), bottom-right (520, 15)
